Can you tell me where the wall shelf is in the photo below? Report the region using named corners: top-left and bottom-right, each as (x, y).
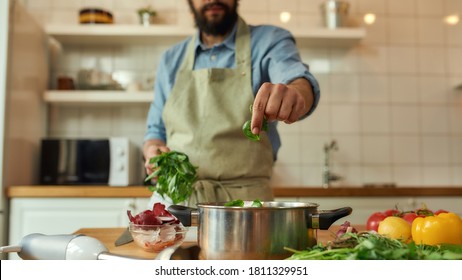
top-left (44, 24), bottom-right (365, 104)
top-left (45, 24), bottom-right (366, 46)
top-left (44, 90), bottom-right (153, 104)
top-left (45, 24), bottom-right (195, 45)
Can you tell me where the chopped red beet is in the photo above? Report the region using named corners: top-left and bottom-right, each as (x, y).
top-left (127, 203), bottom-right (179, 225)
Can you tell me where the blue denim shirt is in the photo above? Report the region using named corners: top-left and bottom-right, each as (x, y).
top-left (145, 23), bottom-right (320, 159)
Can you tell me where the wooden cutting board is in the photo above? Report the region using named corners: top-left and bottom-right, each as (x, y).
top-left (74, 225), bottom-right (366, 260)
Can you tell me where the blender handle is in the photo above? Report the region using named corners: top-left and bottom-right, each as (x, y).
top-left (307, 207), bottom-right (352, 230)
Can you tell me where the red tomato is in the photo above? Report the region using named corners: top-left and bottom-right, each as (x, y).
top-left (402, 212), bottom-right (418, 225)
top-left (384, 209), bottom-right (401, 217)
top-left (434, 209), bottom-right (449, 215)
top-left (366, 212), bottom-right (388, 231)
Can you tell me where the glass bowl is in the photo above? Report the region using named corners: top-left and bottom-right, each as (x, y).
top-left (129, 222), bottom-right (188, 253)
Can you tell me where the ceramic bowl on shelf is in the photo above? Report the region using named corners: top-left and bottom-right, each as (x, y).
top-left (128, 222), bottom-right (188, 253)
top-left (79, 8), bottom-right (113, 24)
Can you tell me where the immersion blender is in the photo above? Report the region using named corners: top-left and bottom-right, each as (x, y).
top-left (0, 233), bottom-right (138, 260)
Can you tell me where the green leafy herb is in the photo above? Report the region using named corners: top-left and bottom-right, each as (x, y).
top-left (224, 199), bottom-right (263, 207)
top-left (285, 231), bottom-right (462, 260)
top-left (242, 105), bottom-right (268, 141)
top-left (251, 199), bottom-right (263, 207)
top-left (145, 151), bottom-right (198, 204)
top-left (224, 199), bottom-right (244, 207)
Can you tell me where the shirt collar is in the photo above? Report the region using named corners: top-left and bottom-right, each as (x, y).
top-left (194, 22), bottom-right (238, 52)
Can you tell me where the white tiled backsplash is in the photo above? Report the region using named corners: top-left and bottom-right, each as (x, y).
top-left (22, 0), bottom-right (462, 187)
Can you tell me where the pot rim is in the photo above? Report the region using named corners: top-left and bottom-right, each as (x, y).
top-left (196, 201), bottom-right (319, 209)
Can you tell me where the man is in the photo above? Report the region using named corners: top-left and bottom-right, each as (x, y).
top-left (144, 0), bottom-right (320, 206)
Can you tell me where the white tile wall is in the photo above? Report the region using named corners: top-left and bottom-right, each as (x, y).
top-left (447, 23), bottom-right (462, 46)
top-left (330, 48), bottom-right (359, 73)
top-left (452, 166), bottom-right (462, 185)
top-left (362, 16), bottom-right (386, 44)
top-left (329, 74), bottom-right (360, 102)
top-left (388, 46), bottom-right (417, 74)
top-left (447, 47), bottom-right (462, 74)
top-left (359, 74), bottom-right (388, 103)
top-left (357, 0), bottom-right (386, 15)
top-left (422, 136), bottom-right (450, 165)
top-left (390, 105), bottom-right (420, 134)
top-left (420, 105), bottom-right (449, 134)
top-left (416, 0), bottom-right (444, 16)
top-left (419, 76), bottom-right (450, 103)
top-left (331, 104), bottom-right (361, 133)
top-left (417, 18), bottom-right (445, 46)
top-left (361, 104), bottom-right (390, 133)
top-left (391, 135), bottom-right (421, 164)
top-left (449, 105), bottom-right (462, 135)
top-left (362, 135), bottom-right (391, 164)
top-left (393, 165), bottom-right (422, 186)
top-left (387, 0), bottom-right (415, 16)
top-left (357, 45), bottom-right (388, 73)
top-left (388, 17), bottom-right (416, 45)
top-left (22, 0), bottom-right (462, 187)
top-left (333, 134), bottom-right (361, 164)
top-left (390, 75), bottom-right (418, 104)
top-left (450, 136), bottom-right (462, 164)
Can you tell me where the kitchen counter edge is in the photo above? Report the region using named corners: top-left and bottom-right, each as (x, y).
top-left (6, 186), bottom-right (462, 198)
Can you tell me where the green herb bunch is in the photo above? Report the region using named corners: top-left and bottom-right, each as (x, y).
top-left (285, 231), bottom-right (462, 260)
top-left (145, 151), bottom-right (198, 204)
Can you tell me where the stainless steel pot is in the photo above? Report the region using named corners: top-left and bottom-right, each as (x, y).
top-left (168, 201), bottom-right (352, 260)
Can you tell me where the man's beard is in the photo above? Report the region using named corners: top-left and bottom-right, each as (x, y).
top-left (188, 1), bottom-right (238, 36)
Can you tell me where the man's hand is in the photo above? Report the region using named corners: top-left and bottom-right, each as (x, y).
top-left (251, 78), bottom-right (314, 135)
top-left (143, 139), bottom-right (170, 175)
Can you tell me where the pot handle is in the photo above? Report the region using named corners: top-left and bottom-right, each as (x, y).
top-left (167, 205), bottom-right (197, 227)
top-left (307, 207), bottom-right (352, 230)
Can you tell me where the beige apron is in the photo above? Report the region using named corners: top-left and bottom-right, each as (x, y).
top-left (155, 17), bottom-right (274, 207)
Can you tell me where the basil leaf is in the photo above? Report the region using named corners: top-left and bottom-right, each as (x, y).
top-left (242, 105), bottom-right (268, 141)
top-left (224, 199), bottom-right (245, 207)
top-left (251, 199), bottom-right (263, 207)
top-left (242, 120), bottom-right (260, 141)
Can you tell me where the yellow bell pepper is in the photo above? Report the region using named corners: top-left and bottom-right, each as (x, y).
top-left (412, 212), bottom-right (462, 245)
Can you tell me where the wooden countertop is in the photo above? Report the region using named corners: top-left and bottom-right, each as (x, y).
top-left (74, 227), bottom-right (175, 259)
top-left (6, 185), bottom-right (462, 198)
top-left (74, 225), bottom-right (365, 260)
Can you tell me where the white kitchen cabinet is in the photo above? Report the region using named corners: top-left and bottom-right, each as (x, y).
top-left (8, 197), bottom-right (151, 260)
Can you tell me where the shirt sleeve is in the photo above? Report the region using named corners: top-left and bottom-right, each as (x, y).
top-left (259, 27), bottom-right (321, 117)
